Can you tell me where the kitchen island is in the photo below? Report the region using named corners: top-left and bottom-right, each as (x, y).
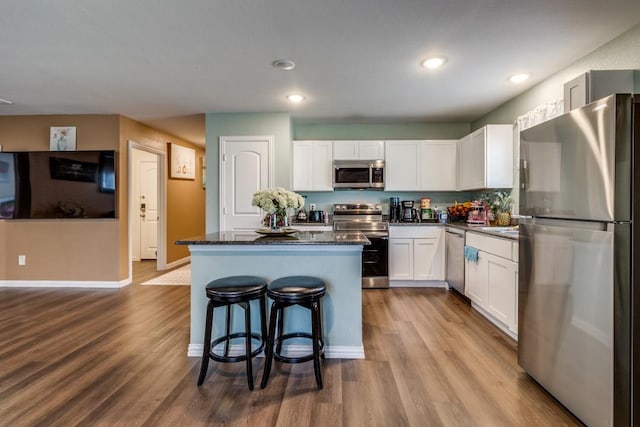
top-left (176, 230), bottom-right (370, 359)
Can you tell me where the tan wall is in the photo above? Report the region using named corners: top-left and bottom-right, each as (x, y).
top-left (118, 117), bottom-right (205, 265)
top-left (0, 114), bottom-right (205, 282)
top-left (0, 115), bottom-right (122, 281)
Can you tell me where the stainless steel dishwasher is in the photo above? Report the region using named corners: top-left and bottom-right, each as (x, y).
top-left (445, 227), bottom-right (465, 294)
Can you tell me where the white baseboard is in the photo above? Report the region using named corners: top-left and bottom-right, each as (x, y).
top-left (389, 280), bottom-right (447, 288)
top-left (187, 343), bottom-right (365, 359)
top-left (0, 278), bottom-right (131, 289)
top-left (165, 256), bottom-right (190, 270)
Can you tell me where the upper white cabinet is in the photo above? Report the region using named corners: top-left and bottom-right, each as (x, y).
top-left (386, 140), bottom-right (458, 191)
top-left (292, 141), bottom-right (333, 192)
top-left (421, 140), bottom-right (458, 191)
top-left (458, 124), bottom-right (513, 191)
top-left (333, 140), bottom-right (384, 160)
top-left (385, 141), bottom-right (421, 191)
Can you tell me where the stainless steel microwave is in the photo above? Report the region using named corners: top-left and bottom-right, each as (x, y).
top-left (333, 160), bottom-right (384, 189)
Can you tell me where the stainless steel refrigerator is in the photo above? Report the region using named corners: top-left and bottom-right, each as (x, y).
top-left (519, 93), bottom-right (639, 427)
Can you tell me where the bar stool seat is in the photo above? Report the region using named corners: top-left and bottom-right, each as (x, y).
top-left (197, 275), bottom-right (268, 390)
top-left (260, 275), bottom-right (326, 390)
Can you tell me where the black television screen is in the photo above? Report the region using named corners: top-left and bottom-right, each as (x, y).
top-left (0, 150), bottom-right (117, 219)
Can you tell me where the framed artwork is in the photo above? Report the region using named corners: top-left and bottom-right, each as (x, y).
top-left (201, 156), bottom-right (206, 188)
top-left (50, 127), bottom-right (77, 151)
top-left (170, 143), bottom-right (195, 179)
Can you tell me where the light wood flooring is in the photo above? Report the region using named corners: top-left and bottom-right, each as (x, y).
top-left (0, 261), bottom-right (581, 426)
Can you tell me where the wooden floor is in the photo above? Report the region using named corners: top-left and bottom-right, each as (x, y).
top-left (0, 261), bottom-right (581, 427)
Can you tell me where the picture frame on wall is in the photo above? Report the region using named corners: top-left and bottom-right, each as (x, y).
top-left (170, 143), bottom-right (195, 180)
top-left (50, 127), bottom-right (77, 151)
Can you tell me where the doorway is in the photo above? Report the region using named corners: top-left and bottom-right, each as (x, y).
top-left (128, 141), bottom-right (167, 277)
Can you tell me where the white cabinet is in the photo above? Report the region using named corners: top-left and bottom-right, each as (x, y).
top-left (389, 226), bottom-right (445, 284)
top-left (458, 125), bottom-right (513, 190)
top-left (420, 140), bottom-right (458, 191)
top-left (385, 141), bottom-right (421, 191)
top-left (386, 140), bottom-right (458, 191)
top-left (333, 140), bottom-right (384, 160)
top-left (465, 232), bottom-right (518, 338)
top-left (388, 238), bottom-right (414, 280)
top-left (292, 141), bottom-right (333, 191)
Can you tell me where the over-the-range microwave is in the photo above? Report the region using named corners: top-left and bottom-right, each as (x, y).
top-left (332, 160), bottom-right (384, 189)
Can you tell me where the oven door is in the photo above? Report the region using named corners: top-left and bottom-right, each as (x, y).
top-left (362, 232), bottom-right (389, 289)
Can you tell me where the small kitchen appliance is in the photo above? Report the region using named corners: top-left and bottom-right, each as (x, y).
top-left (389, 197), bottom-right (401, 222)
top-left (308, 210), bottom-right (324, 223)
top-left (401, 200), bottom-right (417, 222)
top-left (466, 204), bottom-right (487, 225)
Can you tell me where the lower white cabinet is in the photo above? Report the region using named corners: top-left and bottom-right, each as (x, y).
top-left (389, 227), bottom-right (445, 284)
top-left (465, 232), bottom-right (518, 338)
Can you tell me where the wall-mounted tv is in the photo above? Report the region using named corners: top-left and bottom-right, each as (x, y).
top-left (0, 150), bottom-right (117, 219)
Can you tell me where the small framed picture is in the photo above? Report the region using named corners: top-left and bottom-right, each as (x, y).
top-left (50, 127), bottom-right (77, 151)
top-left (170, 143), bottom-right (195, 180)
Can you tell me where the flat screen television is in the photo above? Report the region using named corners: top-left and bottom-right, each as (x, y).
top-left (0, 150), bottom-right (117, 219)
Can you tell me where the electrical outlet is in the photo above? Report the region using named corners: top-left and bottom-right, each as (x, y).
top-left (310, 203), bottom-right (317, 211)
top-left (18, 255), bottom-right (26, 266)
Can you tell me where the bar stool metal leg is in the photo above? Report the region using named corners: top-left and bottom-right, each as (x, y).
top-left (241, 302), bottom-right (254, 390)
top-left (311, 300), bottom-right (323, 389)
top-left (224, 304), bottom-right (232, 357)
top-left (260, 300), bottom-right (280, 389)
top-left (197, 299), bottom-right (215, 386)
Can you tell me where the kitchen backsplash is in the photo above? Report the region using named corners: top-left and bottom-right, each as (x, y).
top-left (299, 190), bottom-right (473, 215)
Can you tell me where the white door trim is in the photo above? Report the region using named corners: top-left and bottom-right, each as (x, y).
top-left (127, 140), bottom-right (168, 276)
top-left (219, 135), bottom-right (274, 231)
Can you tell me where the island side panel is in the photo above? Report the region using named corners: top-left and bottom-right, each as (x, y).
top-left (189, 244), bottom-right (364, 359)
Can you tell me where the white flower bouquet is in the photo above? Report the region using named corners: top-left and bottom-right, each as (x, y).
top-left (251, 187), bottom-right (305, 214)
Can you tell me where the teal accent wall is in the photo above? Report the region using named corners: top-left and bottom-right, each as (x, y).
top-left (293, 121), bottom-right (470, 140)
top-left (472, 22), bottom-right (640, 130)
top-left (205, 112), bottom-right (291, 232)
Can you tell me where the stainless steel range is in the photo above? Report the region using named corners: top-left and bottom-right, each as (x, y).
top-left (333, 204), bottom-right (388, 289)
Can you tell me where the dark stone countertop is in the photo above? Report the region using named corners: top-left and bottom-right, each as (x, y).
top-left (176, 230), bottom-right (371, 245)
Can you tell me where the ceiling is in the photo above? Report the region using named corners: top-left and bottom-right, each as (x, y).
top-left (2, 1), bottom-right (640, 146)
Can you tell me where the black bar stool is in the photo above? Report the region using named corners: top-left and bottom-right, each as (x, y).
top-left (260, 276), bottom-right (326, 390)
top-left (197, 275), bottom-right (268, 390)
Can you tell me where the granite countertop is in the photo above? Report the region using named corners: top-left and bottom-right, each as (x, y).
top-left (446, 222), bottom-right (519, 241)
top-left (176, 230), bottom-right (371, 245)
top-left (388, 220), bottom-right (441, 226)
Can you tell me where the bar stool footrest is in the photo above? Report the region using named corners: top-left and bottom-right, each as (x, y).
top-left (273, 332), bottom-right (325, 364)
top-left (209, 332), bottom-right (264, 363)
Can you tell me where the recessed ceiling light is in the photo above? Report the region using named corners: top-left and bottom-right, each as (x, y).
top-left (0, 98), bottom-right (13, 105)
top-left (509, 73), bottom-right (530, 84)
top-left (286, 94), bottom-right (305, 103)
top-left (421, 56), bottom-right (447, 70)
top-left (272, 59), bottom-right (296, 71)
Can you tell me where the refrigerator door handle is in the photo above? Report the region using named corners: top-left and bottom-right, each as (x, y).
top-left (520, 159), bottom-right (528, 191)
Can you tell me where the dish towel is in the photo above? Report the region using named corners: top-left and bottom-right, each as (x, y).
top-left (464, 245), bottom-right (479, 263)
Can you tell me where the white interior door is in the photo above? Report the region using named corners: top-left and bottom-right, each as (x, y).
top-left (132, 148), bottom-right (159, 260)
top-left (220, 136), bottom-right (273, 231)
top-left (140, 156), bottom-right (159, 259)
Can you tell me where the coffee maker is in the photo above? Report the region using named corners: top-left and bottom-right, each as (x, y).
top-left (401, 200), bottom-right (417, 222)
top-left (389, 197), bottom-right (401, 222)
